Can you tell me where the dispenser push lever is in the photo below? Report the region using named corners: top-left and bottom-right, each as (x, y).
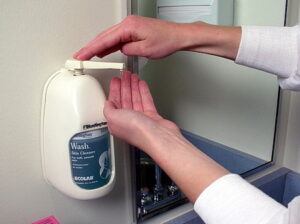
top-left (65, 59), bottom-right (125, 71)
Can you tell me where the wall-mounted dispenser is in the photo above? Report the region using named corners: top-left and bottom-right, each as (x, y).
top-left (157, 0), bottom-right (234, 25)
top-left (41, 60), bottom-right (124, 200)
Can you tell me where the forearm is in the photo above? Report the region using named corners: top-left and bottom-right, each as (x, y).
top-left (143, 126), bottom-right (229, 203)
top-left (179, 22), bottom-right (242, 60)
top-left (141, 126), bottom-right (289, 224)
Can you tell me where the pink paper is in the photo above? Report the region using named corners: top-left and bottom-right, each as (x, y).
top-left (32, 216), bottom-right (60, 224)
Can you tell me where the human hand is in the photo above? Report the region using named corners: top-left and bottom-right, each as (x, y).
top-left (104, 71), bottom-right (180, 152)
top-left (105, 71), bottom-right (229, 204)
top-left (74, 15), bottom-right (241, 61)
top-left (74, 15), bottom-right (193, 60)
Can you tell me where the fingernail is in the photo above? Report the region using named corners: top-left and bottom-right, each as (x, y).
top-left (73, 49), bottom-right (86, 60)
top-left (73, 54), bottom-right (85, 61)
top-left (76, 55), bottom-right (85, 60)
top-left (73, 50), bottom-right (81, 57)
top-left (75, 51), bottom-right (92, 60)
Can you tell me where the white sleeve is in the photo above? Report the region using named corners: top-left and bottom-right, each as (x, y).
top-left (194, 174), bottom-right (288, 224)
top-left (235, 25), bottom-right (300, 91)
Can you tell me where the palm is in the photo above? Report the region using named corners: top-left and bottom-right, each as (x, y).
top-left (104, 71), bottom-right (179, 149)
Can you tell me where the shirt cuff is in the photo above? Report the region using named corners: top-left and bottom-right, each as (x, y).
top-left (194, 174), bottom-right (286, 224)
top-left (235, 26), bottom-right (298, 78)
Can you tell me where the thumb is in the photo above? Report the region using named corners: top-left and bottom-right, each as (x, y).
top-left (121, 41), bottom-right (148, 57)
top-left (103, 100), bottom-right (117, 120)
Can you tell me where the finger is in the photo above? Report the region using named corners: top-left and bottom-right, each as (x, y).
top-left (104, 100), bottom-right (117, 112)
top-left (131, 74), bottom-right (143, 112)
top-left (139, 80), bottom-right (158, 113)
top-left (103, 101), bottom-right (118, 129)
top-left (96, 43), bottom-right (123, 58)
top-left (73, 23), bottom-right (122, 60)
top-left (121, 41), bottom-right (148, 57)
top-left (108, 77), bottom-right (121, 109)
top-left (121, 71), bottom-right (133, 109)
top-left (74, 21), bottom-right (136, 60)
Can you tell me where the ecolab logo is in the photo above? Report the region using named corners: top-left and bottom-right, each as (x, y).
top-left (74, 176), bottom-right (94, 181)
top-left (83, 122), bottom-right (107, 130)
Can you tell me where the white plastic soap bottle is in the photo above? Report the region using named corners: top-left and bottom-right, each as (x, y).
top-left (41, 60), bottom-right (124, 200)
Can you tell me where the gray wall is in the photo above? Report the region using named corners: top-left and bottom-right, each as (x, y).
top-left (0, 1), bottom-right (134, 223)
top-left (138, 0), bottom-right (286, 161)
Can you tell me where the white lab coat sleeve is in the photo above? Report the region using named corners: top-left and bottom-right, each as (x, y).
top-left (235, 25), bottom-right (300, 91)
top-left (193, 174), bottom-right (292, 224)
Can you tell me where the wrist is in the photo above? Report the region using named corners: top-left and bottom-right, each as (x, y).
top-left (179, 22), bottom-right (241, 60)
top-left (177, 22), bottom-right (212, 50)
top-left (141, 123), bottom-right (189, 160)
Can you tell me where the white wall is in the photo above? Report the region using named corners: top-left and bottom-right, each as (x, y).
top-left (139, 0), bottom-right (286, 161)
top-left (0, 1), bottom-right (134, 223)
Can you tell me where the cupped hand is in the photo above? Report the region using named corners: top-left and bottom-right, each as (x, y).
top-left (104, 71), bottom-right (180, 151)
top-left (74, 15), bottom-right (189, 60)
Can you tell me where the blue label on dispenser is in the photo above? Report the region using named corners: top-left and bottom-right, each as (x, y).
top-left (69, 128), bottom-right (111, 190)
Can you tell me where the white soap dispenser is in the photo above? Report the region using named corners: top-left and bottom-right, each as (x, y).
top-left (41, 60), bottom-right (124, 200)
